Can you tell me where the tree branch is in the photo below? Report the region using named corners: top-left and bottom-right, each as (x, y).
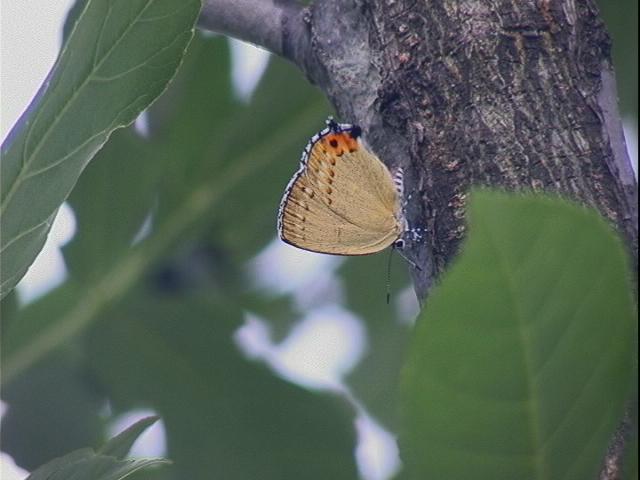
top-left (198, 0), bottom-right (318, 78)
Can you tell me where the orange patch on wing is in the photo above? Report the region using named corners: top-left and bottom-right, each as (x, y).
top-left (321, 132), bottom-right (360, 155)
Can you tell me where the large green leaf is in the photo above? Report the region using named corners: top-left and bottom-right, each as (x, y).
top-left (0, 0), bottom-right (201, 298)
top-left (400, 190), bottom-right (635, 480)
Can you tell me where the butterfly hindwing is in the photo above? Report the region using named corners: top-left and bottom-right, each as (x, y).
top-left (278, 121), bottom-right (403, 255)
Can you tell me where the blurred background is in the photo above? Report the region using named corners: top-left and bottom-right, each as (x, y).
top-left (1, 1), bottom-right (637, 479)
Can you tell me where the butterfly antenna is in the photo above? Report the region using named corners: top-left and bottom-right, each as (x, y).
top-left (393, 240), bottom-right (422, 271)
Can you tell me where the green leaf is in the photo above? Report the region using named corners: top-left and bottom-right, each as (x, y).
top-left (99, 416), bottom-right (160, 459)
top-left (0, 0), bottom-right (202, 299)
top-left (400, 190), bottom-right (636, 480)
top-left (26, 416), bottom-right (168, 480)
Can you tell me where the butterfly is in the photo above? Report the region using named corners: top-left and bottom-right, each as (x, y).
top-left (278, 119), bottom-right (406, 255)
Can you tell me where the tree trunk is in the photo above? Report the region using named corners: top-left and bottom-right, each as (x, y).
top-left (199, 0), bottom-right (637, 477)
top-left (305, 0), bottom-right (637, 299)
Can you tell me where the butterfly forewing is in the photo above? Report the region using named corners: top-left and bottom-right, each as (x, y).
top-left (278, 123), bottom-right (403, 255)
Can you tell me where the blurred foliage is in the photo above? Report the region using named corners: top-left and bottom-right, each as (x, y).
top-left (25, 417), bottom-right (169, 480)
top-left (1, 29), bottom-right (365, 478)
top-left (598, 0), bottom-right (638, 120)
top-left (1, 1), bottom-right (637, 479)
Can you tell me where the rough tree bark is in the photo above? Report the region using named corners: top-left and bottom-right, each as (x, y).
top-left (199, 0), bottom-right (637, 477)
